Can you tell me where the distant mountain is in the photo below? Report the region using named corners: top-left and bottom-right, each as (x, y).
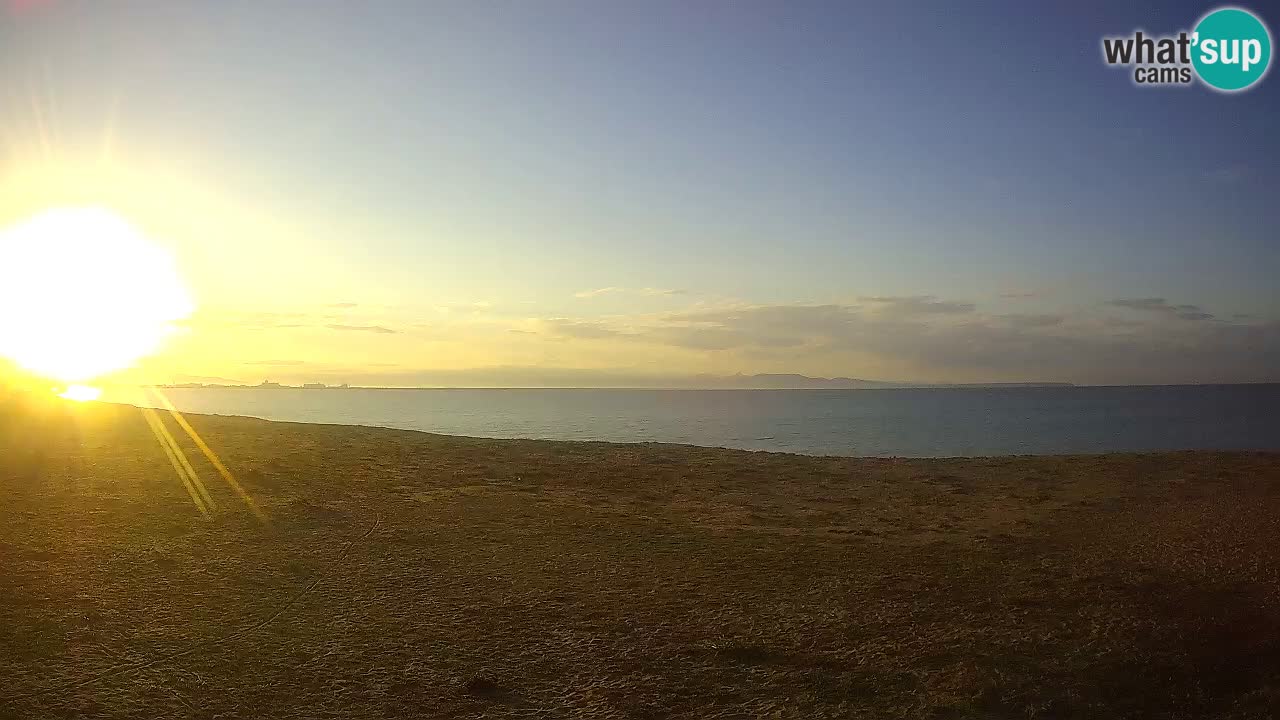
top-left (691, 373), bottom-right (895, 389)
top-left (153, 370), bottom-right (1072, 390)
top-left (688, 374), bottom-right (1073, 390)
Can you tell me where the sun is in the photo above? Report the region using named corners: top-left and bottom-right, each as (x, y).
top-left (59, 384), bottom-right (104, 402)
top-left (0, 207), bottom-right (194, 384)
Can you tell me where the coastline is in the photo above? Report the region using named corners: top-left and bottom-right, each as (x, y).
top-left (108, 384), bottom-right (1280, 458)
top-left (4, 401), bottom-right (1280, 717)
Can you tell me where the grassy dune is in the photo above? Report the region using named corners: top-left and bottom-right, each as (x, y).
top-left (3, 397), bottom-right (1280, 718)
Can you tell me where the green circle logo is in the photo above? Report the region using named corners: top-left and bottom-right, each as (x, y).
top-left (1192, 7), bottom-right (1272, 91)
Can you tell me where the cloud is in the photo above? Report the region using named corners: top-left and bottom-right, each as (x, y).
top-left (645, 325), bottom-right (756, 351)
top-left (1106, 298), bottom-right (1214, 321)
top-left (542, 318), bottom-right (624, 339)
top-left (244, 359), bottom-right (308, 366)
top-left (432, 301), bottom-right (494, 316)
top-left (190, 292), bottom-right (1275, 386)
top-left (203, 311), bottom-right (312, 329)
top-left (531, 297), bottom-right (1277, 384)
top-left (1000, 313), bottom-right (1064, 328)
top-left (326, 324), bottom-right (398, 334)
top-left (857, 295), bottom-right (976, 315)
top-left (328, 302), bottom-right (359, 309)
top-left (574, 287), bottom-right (687, 299)
top-left (1000, 291), bottom-right (1041, 299)
top-left (574, 287), bottom-right (622, 298)
top-left (690, 304), bottom-right (851, 333)
top-left (1107, 298), bottom-right (1175, 311)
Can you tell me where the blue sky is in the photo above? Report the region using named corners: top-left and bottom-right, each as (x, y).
top-left (1, 1), bottom-right (1277, 385)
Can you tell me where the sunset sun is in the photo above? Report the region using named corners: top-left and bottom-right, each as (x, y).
top-left (0, 207), bottom-right (194, 385)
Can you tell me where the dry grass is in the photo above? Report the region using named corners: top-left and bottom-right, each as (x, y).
top-left (2, 395), bottom-right (1280, 718)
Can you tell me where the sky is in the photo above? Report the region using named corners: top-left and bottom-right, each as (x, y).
top-left (1, 0), bottom-right (1277, 386)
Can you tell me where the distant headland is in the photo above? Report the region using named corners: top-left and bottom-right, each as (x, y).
top-left (151, 374), bottom-right (1074, 391)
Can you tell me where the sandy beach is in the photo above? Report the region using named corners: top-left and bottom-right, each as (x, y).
top-left (3, 398), bottom-right (1280, 719)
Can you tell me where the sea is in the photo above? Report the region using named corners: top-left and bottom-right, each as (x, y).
top-left (105, 384), bottom-right (1280, 458)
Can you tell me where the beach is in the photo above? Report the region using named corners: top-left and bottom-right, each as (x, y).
top-left (3, 399), bottom-right (1280, 718)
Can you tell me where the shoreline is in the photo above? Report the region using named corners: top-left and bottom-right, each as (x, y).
top-left (107, 398), bottom-right (1280, 460)
top-left (106, 399), bottom-right (1280, 460)
top-left (100, 382), bottom-right (1280, 459)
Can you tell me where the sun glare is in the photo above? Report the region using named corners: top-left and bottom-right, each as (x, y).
top-left (58, 384), bottom-right (103, 402)
top-left (0, 207), bottom-right (194, 383)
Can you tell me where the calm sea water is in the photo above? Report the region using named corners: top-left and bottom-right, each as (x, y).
top-left (107, 384), bottom-right (1280, 458)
